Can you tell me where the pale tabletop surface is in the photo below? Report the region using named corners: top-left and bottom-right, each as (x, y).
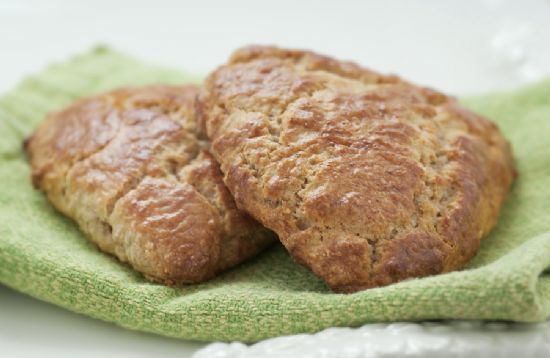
top-left (1, 0), bottom-right (549, 357)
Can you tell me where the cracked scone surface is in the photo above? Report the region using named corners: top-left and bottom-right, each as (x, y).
top-left (199, 46), bottom-right (516, 292)
top-left (25, 85), bottom-right (275, 284)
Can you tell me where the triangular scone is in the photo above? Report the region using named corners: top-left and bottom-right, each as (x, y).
top-left (25, 85), bottom-right (274, 284)
top-left (198, 46), bottom-right (515, 292)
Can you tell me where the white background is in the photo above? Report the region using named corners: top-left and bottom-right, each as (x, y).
top-left (1, 0), bottom-right (549, 357)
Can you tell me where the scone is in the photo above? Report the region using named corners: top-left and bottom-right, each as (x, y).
top-left (198, 46), bottom-right (516, 292)
top-left (25, 85), bottom-right (274, 285)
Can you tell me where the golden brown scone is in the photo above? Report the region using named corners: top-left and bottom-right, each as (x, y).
top-left (25, 85), bottom-right (275, 284)
top-left (198, 46), bottom-right (516, 292)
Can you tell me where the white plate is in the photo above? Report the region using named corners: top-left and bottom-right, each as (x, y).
top-left (196, 321), bottom-right (550, 358)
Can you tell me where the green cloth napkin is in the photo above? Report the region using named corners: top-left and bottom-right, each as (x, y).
top-left (1, 48), bottom-right (549, 342)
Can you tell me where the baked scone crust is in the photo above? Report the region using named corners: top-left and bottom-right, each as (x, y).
top-left (25, 85), bottom-right (274, 284)
top-left (198, 46), bottom-right (516, 292)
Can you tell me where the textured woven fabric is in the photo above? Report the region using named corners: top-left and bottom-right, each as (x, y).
top-left (0, 48), bottom-right (549, 342)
